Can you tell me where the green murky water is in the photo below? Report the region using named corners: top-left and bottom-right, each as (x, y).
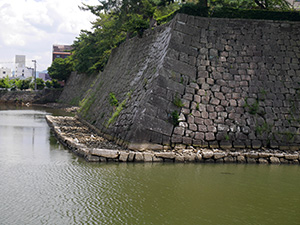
top-left (0, 108), bottom-right (299, 225)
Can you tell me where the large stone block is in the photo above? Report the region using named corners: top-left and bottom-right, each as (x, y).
top-left (155, 152), bottom-right (176, 159)
top-left (90, 149), bottom-right (119, 159)
top-left (119, 152), bottom-right (129, 162)
top-left (164, 57), bottom-right (197, 80)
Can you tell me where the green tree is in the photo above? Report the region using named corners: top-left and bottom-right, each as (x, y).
top-left (0, 77), bottom-right (11, 89)
top-left (15, 78), bottom-right (32, 90)
top-left (45, 79), bottom-right (61, 88)
top-left (48, 57), bottom-right (73, 81)
top-left (72, 0), bottom-right (181, 75)
top-left (208, 0), bottom-right (291, 10)
top-left (45, 80), bottom-right (52, 88)
top-left (52, 79), bottom-right (61, 88)
top-left (30, 78), bottom-right (45, 90)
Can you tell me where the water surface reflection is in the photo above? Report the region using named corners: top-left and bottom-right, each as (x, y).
top-left (0, 108), bottom-right (299, 225)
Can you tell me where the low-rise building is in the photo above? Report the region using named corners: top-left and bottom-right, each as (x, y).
top-left (38, 72), bottom-right (51, 81)
top-left (52, 45), bottom-right (73, 61)
top-left (0, 67), bottom-right (12, 78)
top-left (13, 55), bottom-right (33, 79)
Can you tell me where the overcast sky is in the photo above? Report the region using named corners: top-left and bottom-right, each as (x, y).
top-left (0, 0), bottom-right (99, 72)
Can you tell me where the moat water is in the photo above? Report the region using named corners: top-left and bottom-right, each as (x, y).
top-left (0, 107), bottom-right (300, 225)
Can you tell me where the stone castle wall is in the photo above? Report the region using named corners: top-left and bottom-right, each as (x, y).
top-left (60, 14), bottom-right (300, 151)
top-left (170, 14), bottom-right (300, 151)
top-left (0, 89), bottom-right (62, 104)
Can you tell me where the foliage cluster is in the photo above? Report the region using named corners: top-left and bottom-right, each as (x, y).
top-left (171, 110), bottom-right (180, 126)
top-left (0, 77), bottom-right (33, 90)
top-left (47, 0), bottom-right (298, 78)
top-left (173, 93), bottom-right (184, 107)
top-left (67, 0), bottom-right (181, 75)
top-left (106, 91), bottom-right (132, 127)
top-left (45, 79), bottom-right (61, 89)
top-left (109, 92), bottom-right (119, 107)
top-left (47, 57), bottom-right (74, 81)
top-left (0, 76), bottom-right (61, 91)
top-left (180, 0), bottom-right (300, 20)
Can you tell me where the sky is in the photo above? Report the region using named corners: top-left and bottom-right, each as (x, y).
top-left (0, 0), bottom-right (99, 72)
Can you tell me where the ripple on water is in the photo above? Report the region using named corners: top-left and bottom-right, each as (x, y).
top-left (1, 110), bottom-right (300, 225)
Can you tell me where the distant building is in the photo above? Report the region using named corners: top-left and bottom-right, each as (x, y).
top-left (0, 67), bottom-right (12, 78)
top-left (52, 45), bottom-right (73, 61)
top-left (38, 72), bottom-right (51, 81)
top-left (14, 55), bottom-right (33, 79)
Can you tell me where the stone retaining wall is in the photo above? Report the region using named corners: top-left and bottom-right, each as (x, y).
top-left (59, 14), bottom-right (300, 151)
top-left (0, 89), bottom-right (62, 104)
top-left (46, 115), bottom-right (300, 164)
top-left (170, 14), bottom-right (300, 151)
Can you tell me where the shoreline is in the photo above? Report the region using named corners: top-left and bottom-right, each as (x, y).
top-left (46, 115), bottom-right (300, 164)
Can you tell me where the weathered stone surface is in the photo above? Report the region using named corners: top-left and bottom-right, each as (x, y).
top-left (99, 157), bottom-right (107, 162)
top-left (202, 150), bottom-right (214, 159)
top-left (205, 158), bottom-right (215, 163)
top-left (237, 155), bottom-right (246, 163)
top-left (86, 155), bottom-right (100, 162)
top-left (195, 152), bottom-right (203, 162)
top-left (128, 143), bottom-right (163, 151)
top-left (248, 152), bottom-right (259, 159)
top-left (259, 153), bottom-right (271, 158)
top-left (258, 158), bottom-right (269, 164)
top-left (135, 152), bottom-right (144, 162)
top-left (153, 156), bottom-right (164, 162)
top-left (215, 158), bottom-right (224, 163)
top-left (119, 152), bottom-right (129, 162)
top-left (219, 141), bottom-right (232, 149)
top-left (128, 152), bottom-right (135, 162)
top-left (175, 155), bottom-right (185, 162)
top-left (143, 152), bottom-right (153, 162)
top-left (274, 153), bottom-right (285, 158)
top-left (270, 157), bottom-right (280, 164)
top-left (247, 158), bottom-right (257, 164)
top-left (214, 152), bottom-right (226, 160)
top-left (280, 158), bottom-right (289, 164)
top-left (224, 156), bottom-right (235, 163)
top-left (184, 153), bottom-right (196, 162)
top-left (285, 154), bottom-right (299, 160)
top-left (90, 149), bottom-right (119, 159)
top-left (155, 152), bottom-right (176, 159)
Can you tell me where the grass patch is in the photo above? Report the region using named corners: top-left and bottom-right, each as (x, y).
top-left (106, 91), bottom-right (132, 128)
top-left (173, 93), bottom-right (184, 108)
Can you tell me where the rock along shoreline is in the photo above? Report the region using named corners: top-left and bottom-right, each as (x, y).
top-left (46, 115), bottom-right (300, 165)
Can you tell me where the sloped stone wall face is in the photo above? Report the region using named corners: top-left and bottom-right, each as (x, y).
top-left (60, 14), bottom-right (300, 151)
top-left (61, 23), bottom-right (185, 150)
top-left (170, 14), bottom-right (300, 150)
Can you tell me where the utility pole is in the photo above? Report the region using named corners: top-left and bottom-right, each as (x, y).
top-left (32, 60), bottom-right (37, 91)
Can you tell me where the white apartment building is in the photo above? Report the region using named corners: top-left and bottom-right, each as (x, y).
top-left (13, 55), bottom-right (33, 79)
top-left (0, 67), bottom-right (12, 78)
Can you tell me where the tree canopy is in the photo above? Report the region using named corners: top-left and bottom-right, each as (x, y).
top-left (46, 0), bottom-right (295, 78)
top-left (47, 57), bottom-right (74, 81)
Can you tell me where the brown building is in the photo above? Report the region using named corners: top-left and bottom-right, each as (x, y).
top-left (52, 45), bottom-right (73, 61)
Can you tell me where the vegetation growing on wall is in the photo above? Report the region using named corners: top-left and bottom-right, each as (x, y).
top-left (106, 91), bottom-right (132, 128)
top-left (171, 110), bottom-right (180, 126)
top-left (173, 93), bottom-right (184, 107)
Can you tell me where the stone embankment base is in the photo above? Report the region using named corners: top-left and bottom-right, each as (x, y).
top-left (46, 115), bottom-right (300, 165)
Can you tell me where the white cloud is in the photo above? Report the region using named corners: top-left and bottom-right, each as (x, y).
top-left (0, 0), bottom-right (99, 71)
